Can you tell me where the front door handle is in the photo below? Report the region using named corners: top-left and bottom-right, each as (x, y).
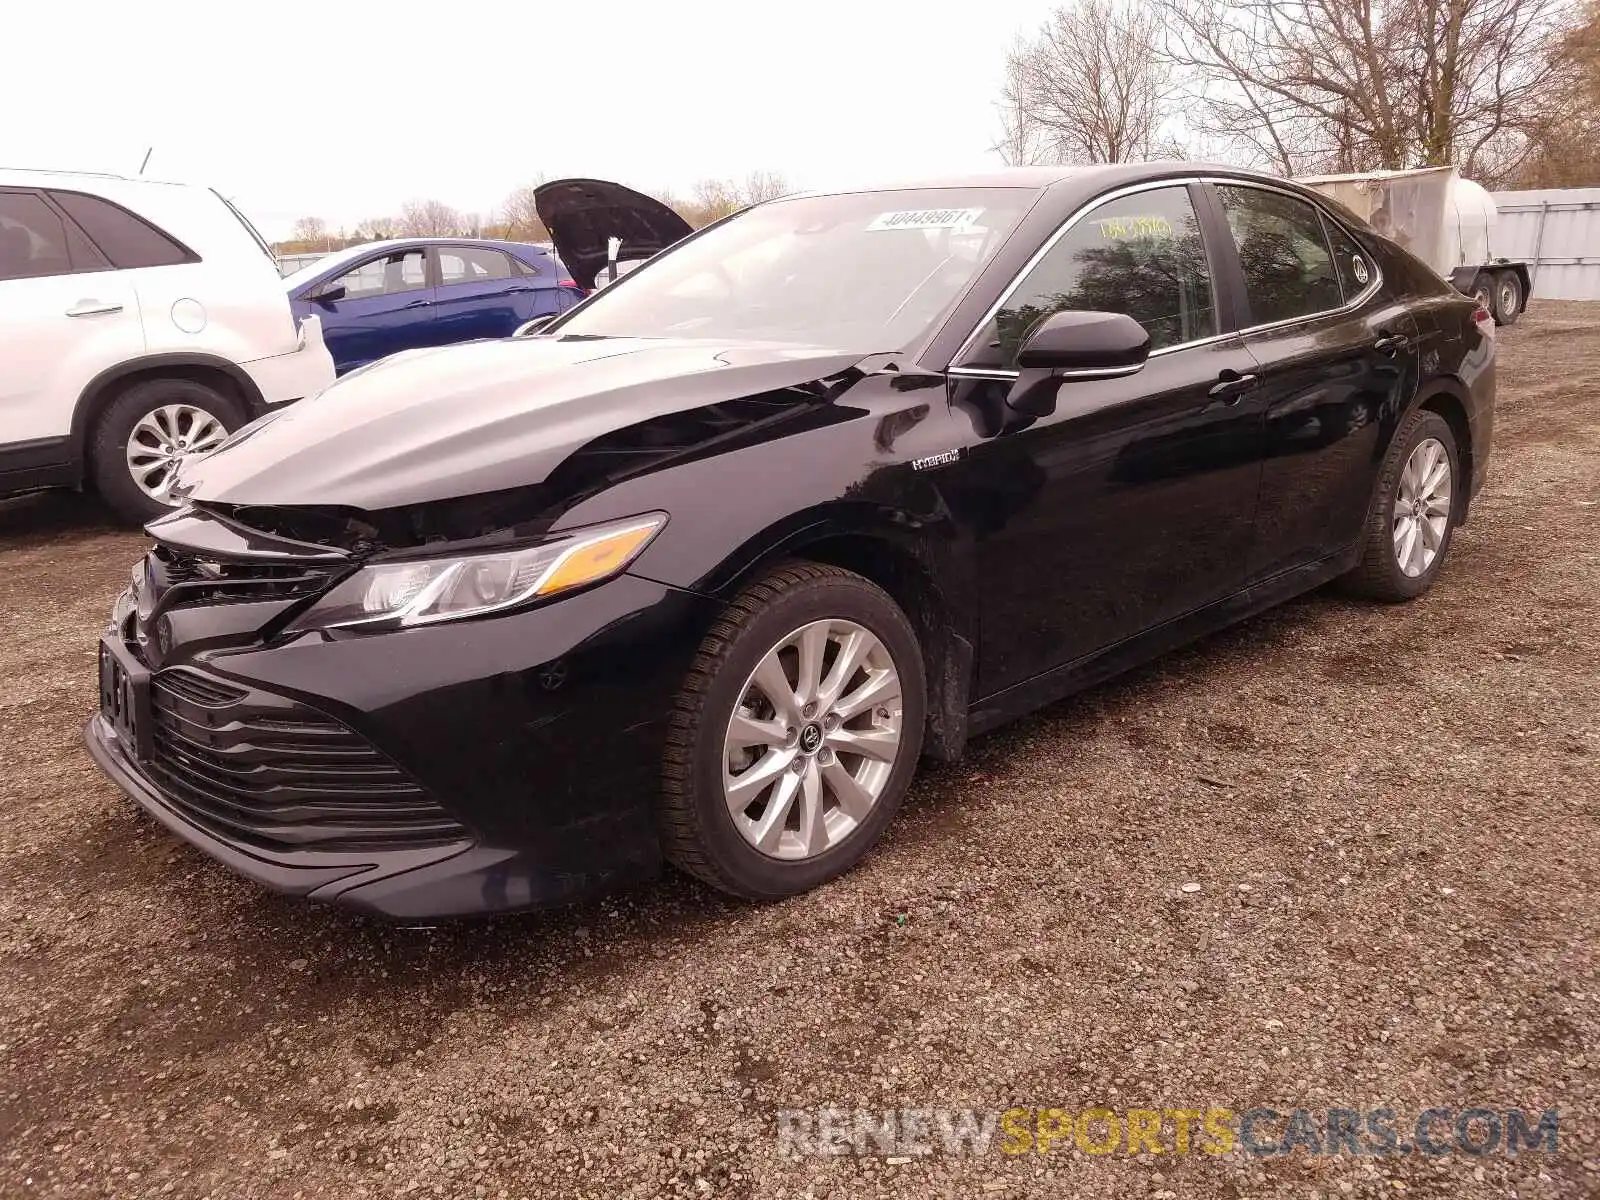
top-left (1208, 371), bottom-right (1260, 403)
top-left (1373, 333), bottom-right (1409, 355)
top-left (403, 298), bottom-right (433, 309)
top-left (66, 300), bottom-right (123, 317)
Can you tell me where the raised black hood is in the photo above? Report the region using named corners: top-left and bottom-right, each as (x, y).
top-left (176, 336), bottom-right (869, 530)
top-left (534, 178), bottom-right (694, 290)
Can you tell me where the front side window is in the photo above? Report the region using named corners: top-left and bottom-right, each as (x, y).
top-left (1217, 185), bottom-right (1343, 325)
top-left (49, 190), bottom-right (195, 269)
top-left (962, 185), bottom-right (1217, 370)
top-left (0, 191), bottom-right (77, 280)
top-left (554, 187), bottom-right (1034, 350)
top-left (327, 250), bottom-right (427, 299)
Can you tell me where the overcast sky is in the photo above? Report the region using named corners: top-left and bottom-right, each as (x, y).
top-left (3, 1), bottom-right (1053, 240)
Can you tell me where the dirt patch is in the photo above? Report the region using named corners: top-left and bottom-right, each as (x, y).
top-left (2, 302), bottom-right (1597, 1199)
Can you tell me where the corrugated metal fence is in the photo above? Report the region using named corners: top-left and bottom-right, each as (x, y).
top-left (1490, 188), bottom-right (1600, 301)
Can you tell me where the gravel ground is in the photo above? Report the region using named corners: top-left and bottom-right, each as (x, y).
top-left (1, 303), bottom-right (1596, 1200)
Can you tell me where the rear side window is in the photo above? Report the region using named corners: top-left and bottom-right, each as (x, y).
top-left (439, 247), bottom-right (515, 284)
top-left (964, 184), bottom-right (1217, 368)
top-left (49, 190), bottom-right (196, 269)
top-left (0, 190), bottom-right (111, 279)
top-left (1216, 185), bottom-right (1343, 325)
top-left (511, 254), bottom-right (543, 277)
top-left (1323, 217), bottom-right (1374, 302)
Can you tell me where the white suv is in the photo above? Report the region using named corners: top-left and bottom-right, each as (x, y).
top-left (0, 169), bottom-right (336, 523)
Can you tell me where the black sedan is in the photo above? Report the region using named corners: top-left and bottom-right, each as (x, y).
top-left (86, 164), bottom-right (1495, 919)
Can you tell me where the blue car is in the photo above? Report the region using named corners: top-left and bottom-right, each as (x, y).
top-left (284, 238), bottom-right (583, 374)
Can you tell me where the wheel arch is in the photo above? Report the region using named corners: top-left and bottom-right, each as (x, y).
top-left (703, 516), bottom-right (977, 765)
top-left (69, 354), bottom-right (265, 475)
top-left (1412, 377), bottom-right (1475, 503)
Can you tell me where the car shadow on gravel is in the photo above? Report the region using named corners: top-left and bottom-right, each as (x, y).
top-left (0, 489), bottom-right (119, 547)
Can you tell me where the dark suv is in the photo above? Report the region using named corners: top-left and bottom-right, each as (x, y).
top-left (87, 163), bottom-right (1494, 919)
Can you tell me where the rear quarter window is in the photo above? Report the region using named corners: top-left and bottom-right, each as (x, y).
top-left (48, 190), bottom-right (198, 269)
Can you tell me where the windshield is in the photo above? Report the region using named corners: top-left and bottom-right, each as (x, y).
top-left (554, 188), bottom-right (1035, 350)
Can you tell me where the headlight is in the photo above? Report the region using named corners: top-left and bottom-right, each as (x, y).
top-left (286, 513), bottom-right (666, 632)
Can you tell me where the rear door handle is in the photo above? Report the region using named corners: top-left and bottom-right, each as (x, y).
top-left (1373, 334), bottom-right (1409, 355)
top-left (403, 299), bottom-right (433, 309)
top-left (1208, 371), bottom-right (1260, 403)
top-left (66, 301), bottom-right (123, 317)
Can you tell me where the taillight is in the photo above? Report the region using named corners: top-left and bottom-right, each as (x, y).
top-left (1473, 306), bottom-right (1495, 337)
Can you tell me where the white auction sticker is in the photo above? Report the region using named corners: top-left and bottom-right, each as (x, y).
top-left (865, 208), bottom-right (985, 232)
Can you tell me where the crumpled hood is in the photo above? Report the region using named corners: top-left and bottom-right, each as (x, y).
top-left (179, 335), bottom-right (867, 512)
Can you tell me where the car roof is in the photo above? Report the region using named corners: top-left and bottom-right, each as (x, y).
top-left (0, 166), bottom-right (196, 190)
top-left (296, 237), bottom-right (549, 271)
top-left (0, 166), bottom-right (287, 275)
top-left (779, 161), bottom-right (1288, 201)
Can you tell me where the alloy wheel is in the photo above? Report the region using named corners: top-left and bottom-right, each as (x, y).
top-left (1393, 436), bottom-right (1453, 578)
top-left (125, 404), bottom-right (229, 506)
top-left (722, 619), bottom-right (904, 860)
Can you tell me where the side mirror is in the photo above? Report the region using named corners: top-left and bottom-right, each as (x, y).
top-left (1006, 310), bottom-right (1150, 418)
top-left (313, 283), bottom-right (346, 304)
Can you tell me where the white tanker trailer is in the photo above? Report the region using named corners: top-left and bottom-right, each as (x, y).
top-left (1296, 165), bottom-right (1531, 326)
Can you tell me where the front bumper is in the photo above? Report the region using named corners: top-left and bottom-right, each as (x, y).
top-left (86, 572), bottom-right (720, 918)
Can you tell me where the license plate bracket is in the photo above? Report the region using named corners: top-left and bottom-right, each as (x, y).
top-left (99, 635), bottom-right (153, 762)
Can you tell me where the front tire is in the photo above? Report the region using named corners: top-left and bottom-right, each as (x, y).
top-left (1342, 409), bottom-right (1461, 602)
top-left (660, 562), bottom-right (926, 900)
top-left (90, 378), bottom-right (244, 525)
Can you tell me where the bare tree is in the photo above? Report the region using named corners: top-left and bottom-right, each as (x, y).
top-left (1004, 0), bottom-right (1177, 163)
top-left (397, 199), bottom-right (466, 237)
top-left (1514, 0), bottom-right (1600, 185)
top-left (499, 180), bottom-right (550, 242)
top-left (992, 41), bottom-right (1056, 165)
top-left (688, 178), bottom-right (743, 225)
top-left (1156, 0), bottom-right (1581, 183)
top-left (741, 170), bottom-right (792, 204)
top-left (356, 216), bottom-right (395, 241)
top-left (290, 216), bottom-right (328, 246)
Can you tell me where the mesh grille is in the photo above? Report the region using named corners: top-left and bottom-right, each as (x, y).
top-left (144, 671), bottom-right (470, 853)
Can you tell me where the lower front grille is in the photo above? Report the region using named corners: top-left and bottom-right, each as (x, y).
top-left (144, 669), bottom-right (470, 853)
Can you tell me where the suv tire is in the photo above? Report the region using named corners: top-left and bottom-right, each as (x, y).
top-left (90, 378), bottom-right (244, 525)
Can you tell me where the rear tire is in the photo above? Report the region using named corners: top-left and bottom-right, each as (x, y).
top-left (659, 562), bottom-right (926, 900)
top-left (1342, 408), bottom-right (1461, 602)
top-left (90, 378), bottom-right (244, 526)
top-left (1492, 270), bottom-right (1523, 327)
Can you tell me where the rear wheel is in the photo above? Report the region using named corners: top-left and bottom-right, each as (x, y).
top-left (1342, 408), bottom-right (1460, 602)
top-left (1492, 270), bottom-right (1523, 327)
top-left (659, 563), bottom-right (926, 899)
top-left (90, 378), bottom-right (243, 525)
